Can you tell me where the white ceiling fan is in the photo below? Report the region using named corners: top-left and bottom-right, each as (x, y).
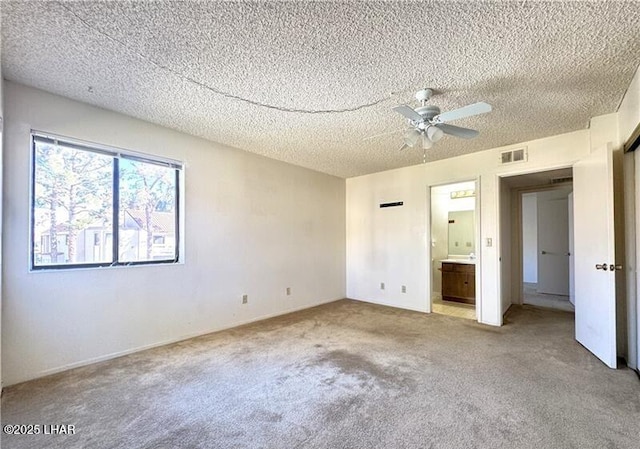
top-left (393, 89), bottom-right (492, 151)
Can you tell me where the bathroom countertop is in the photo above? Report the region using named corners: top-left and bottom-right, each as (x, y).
top-left (440, 259), bottom-right (476, 265)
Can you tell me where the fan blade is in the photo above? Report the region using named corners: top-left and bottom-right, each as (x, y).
top-left (399, 144), bottom-right (409, 152)
top-left (436, 123), bottom-right (479, 139)
top-left (433, 102), bottom-right (492, 123)
top-left (393, 105), bottom-right (424, 123)
top-left (363, 128), bottom-right (404, 141)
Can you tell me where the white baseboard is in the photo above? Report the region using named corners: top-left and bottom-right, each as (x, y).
top-left (7, 297), bottom-right (343, 387)
top-left (347, 296), bottom-right (429, 314)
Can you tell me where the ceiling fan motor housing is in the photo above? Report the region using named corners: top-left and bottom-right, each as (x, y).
top-left (413, 105), bottom-right (440, 127)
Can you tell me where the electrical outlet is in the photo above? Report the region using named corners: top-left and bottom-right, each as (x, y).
top-left (380, 282), bottom-right (385, 290)
top-left (401, 285), bottom-right (406, 293)
top-left (286, 287), bottom-right (291, 296)
top-left (242, 294), bottom-right (248, 304)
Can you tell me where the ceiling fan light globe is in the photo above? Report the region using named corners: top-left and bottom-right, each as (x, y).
top-left (422, 134), bottom-right (433, 150)
top-left (427, 126), bottom-right (444, 142)
top-left (404, 129), bottom-right (421, 147)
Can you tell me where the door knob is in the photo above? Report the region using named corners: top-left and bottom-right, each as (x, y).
top-left (595, 263), bottom-right (608, 271)
top-left (609, 264), bottom-right (623, 271)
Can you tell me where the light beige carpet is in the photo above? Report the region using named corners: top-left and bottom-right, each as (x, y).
top-left (2, 300), bottom-right (638, 449)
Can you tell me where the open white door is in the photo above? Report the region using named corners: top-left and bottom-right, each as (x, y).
top-left (573, 147), bottom-right (617, 368)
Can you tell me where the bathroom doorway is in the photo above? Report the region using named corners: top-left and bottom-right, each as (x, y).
top-left (429, 180), bottom-right (478, 320)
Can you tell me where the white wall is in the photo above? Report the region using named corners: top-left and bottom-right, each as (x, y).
top-left (0, 47), bottom-right (4, 390)
top-left (619, 65), bottom-right (640, 145)
top-left (618, 64), bottom-right (640, 370)
top-left (499, 178), bottom-right (512, 315)
top-left (568, 192), bottom-right (575, 305)
top-left (2, 82), bottom-right (346, 386)
top-left (430, 188), bottom-right (448, 298)
top-left (522, 193), bottom-right (538, 283)
top-left (346, 130), bottom-right (590, 325)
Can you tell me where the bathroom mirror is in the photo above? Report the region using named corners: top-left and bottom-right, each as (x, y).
top-left (448, 210), bottom-right (475, 256)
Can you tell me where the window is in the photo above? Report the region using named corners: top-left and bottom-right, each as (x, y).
top-left (31, 133), bottom-right (181, 269)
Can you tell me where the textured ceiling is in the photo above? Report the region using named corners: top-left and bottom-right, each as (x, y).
top-left (2, 1), bottom-right (640, 178)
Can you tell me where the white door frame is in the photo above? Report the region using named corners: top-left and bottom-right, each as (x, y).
top-left (426, 177), bottom-right (481, 321)
top-left (496, 164), bottom-right (574, 316)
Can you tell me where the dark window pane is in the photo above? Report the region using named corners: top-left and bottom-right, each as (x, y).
top-left (118, 158), bottom-right (177, 262)
top-left (33, 140), bottom-right (113, 266)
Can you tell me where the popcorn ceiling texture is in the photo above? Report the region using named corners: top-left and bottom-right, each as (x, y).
top-left (2, 1), bottom-right (640, 178)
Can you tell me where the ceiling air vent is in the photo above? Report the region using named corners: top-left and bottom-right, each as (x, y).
top-left (500, 147), bottom-right (527, 164)
top-left (550, 176), bottom-right (573, 185)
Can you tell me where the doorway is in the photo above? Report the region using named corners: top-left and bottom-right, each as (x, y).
top-left (429, 180), bottom-right (478, 320)
top-left (501, 167), bottom-right (575, 313)
top-left (500, 149), bottom-right (622, 369)
top-left (521, 188), bottom-right (575, 312)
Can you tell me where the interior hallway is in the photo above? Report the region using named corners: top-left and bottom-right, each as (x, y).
top-left (2, 300), bottom-right (637, 449)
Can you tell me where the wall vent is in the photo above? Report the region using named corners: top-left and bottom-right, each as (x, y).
top-left (500, 147), bottom-right (527, 164)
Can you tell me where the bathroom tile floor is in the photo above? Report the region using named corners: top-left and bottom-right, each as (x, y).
top-left (432, 298), bottom-right (476, 320)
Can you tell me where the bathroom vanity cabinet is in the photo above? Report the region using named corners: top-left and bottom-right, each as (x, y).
top-left (441, 261), bottom-right (476, 304)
